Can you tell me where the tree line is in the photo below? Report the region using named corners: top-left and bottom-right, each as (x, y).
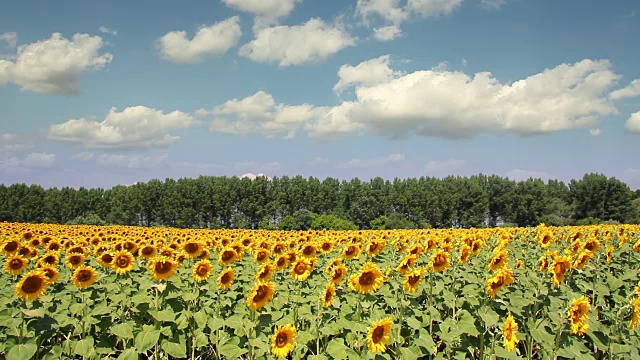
top-left (0, 173), bottom-right (638, 230)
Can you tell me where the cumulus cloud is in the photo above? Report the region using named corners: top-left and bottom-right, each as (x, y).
top-left (202, 90), bottom-right (327, 138)
top-left (506, 169), bottom-right (556, 181)
top-left (337, 153), bottom-right (405, 168)
top-left (481, 0), bottom-right (508, 9)
top-left (0, 133), bottom-right (35, 155)
top-left (97, 154), bottom-right (168, 169)
top-left (373, 25), bottom-right (402, 41)
top-left (589, 128), bottom-right (602, 136)
top-left (48, 106), bottom-right (196, 149)
top-left (98, 26), bottom-right (117, 36)
top-left (625, 112), bottom-right (640, 133)
top-left (0, 33), bottom-right (112, 95)
top-left (333, 55), bottom-right (402, 93)
top-left (157, 16), bottom-right (242, 63)
top-left (306, 58), bottom-right (621, 139)
top-left (72, 152), bottom-right (94, 161)
top-left (0, 32), bottom-right (17, 48)
top-left (310, 157), bottom-right (329, 166)
top-left (240, 172), bottom-right (273, 181)
top-left (424, 159), bottom-right (466, 175)
top-left (609, 79), bottom-right (640, 101)
top-left (238, 18), bottom-right (355, 67)
top-left (356, 0), bottom-right (462, 41)
top-left (1, 152), bottom-right (56, 172)
top-left (222, 0), bottom-right (300, 31)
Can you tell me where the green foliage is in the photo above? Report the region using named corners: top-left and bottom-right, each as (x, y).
top-left (66, 212), bottom-right (106, 226)
top-left (310, 214), bottom-right (358, 230)
top-left (370, 213), bottom-right (417, 230)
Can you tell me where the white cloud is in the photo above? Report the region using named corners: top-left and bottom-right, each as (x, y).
top-left (609, 79), bottom-right (640, 101)
top-left (356, 0), bottom-right (462, 40)
top-left (97, 154), bottom-right (168, 169)
top-left (221, 0), bottom-right (300, 31)
top-left (240, 172), bottom-right (273, 181)
top-left (0, 33), bottom-right (112, 95)
top-left (203, 90), bottom-right (327, 138)
top-left (48, 106), bottom-right (196, 149)
top-left (98, 26), bottom-right (117, 36)
top-left (424, 159), bottom-right (466, 175)
top-left (0, 32), bottom-right (17, 48)
top-left (373, 25), bottom-right (403, 41)
top-left (0, 133), bottom-right (35, 155)
top-left (589, 128), bottom-right (601, 136)
top-left (22, 153), bottom-right (56, 169)
top-left (625, 111), bottom-right (640, 133)
top-left (157, 16), bottom-right (242, 64)
top-left (462, 58), bottom-right (468, 67)
top-left (235, 161), bottom-right (281, 173)
top-left (238, 18), bottom-right (355, 67)
top-left (333, 54), bottom-right (402, 93)
top-left (481, 0), bottom-right (508, 9)
top-left (506, 169), bottom-right (556, 181)
top-left (310, 157), bottom-right (329, 166)
top-left (72, 152), bottom-right (94, 161)
top-left (337, 153), bottom-right (405, 168)
top-left (307, 58), bottom-right (621, 139)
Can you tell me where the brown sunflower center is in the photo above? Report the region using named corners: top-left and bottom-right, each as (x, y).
top-left (9, 258), bottom-right (24, 270)
top-left (77, 270), bottom-right (92, 282)
top-left (276, 258), bottom-right (286, 267)
top-left (221, 251), bottom-right (234, 262)
top-left (345, 246), bottom-right (356, 256)
top-left (276, 332), bottom-right (288, 347)
top-left (302, 246), bottom-right (314, 256)
top-left (21, 275), bottom-right (44, 294)
top-left (253, 286), bottom-right (268, 302)
top-left (101, 254), bottom-right (113, 263)
top-left (324, 289), bottom-right (333, 302)
top-left (196, 265), bottom-right (209, 276)
top-left (220, 272), bottom-right (231, 284)
top-left (370, 243), bottom-right (378, 252)
top-left (332, 269), bottom-right (343, 280)
top-left (408, 274), bottom-right (420, 285)
top-left (256, 252), bottom-right (267, 261)
top-left (185, 243), bottom-right (199, 254)
top-left (433, 254), bottom-right (447, 267)
top-left (4, 241), bottom-right (19, 252)
top-left (141, 247), bottom-right (154, 256)
top-left (322, 243), bottom-right (331, 251)
top-left (294, 262), bottom-right (307, 275)
top-left (542, 235), bottom-right (551, 244)
top-left (116, 256), bottom-right (130, 268)
top-left (372, 326), bottom-right (385, 343)
top-left (70, 256), bottom-right (83, 265)
top-left (359, 271), bottom-right (375, 286)
top-left (43, 268), bottom-right (56, 279)
top-left (44, 255), bottom-right (56, 264)
top-left (49, 243), bottom-right (60, 251)
top-left (155, 261), bottom-right (173, 274)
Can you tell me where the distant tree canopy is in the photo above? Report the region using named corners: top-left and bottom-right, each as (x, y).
top-left (0, 173), bottom-right (637, 229)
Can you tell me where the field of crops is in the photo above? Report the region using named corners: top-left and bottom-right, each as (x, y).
top-left (1, 223), bottom-right (639, 360)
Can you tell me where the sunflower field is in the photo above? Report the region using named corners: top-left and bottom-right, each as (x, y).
top-left (1, 223), bottom-right (640, 360)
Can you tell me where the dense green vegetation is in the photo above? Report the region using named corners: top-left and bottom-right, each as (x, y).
top-left (0, 173), bottom-right (638, 229)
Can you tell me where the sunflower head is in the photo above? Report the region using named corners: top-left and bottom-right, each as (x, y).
top-left (429, 250), bottom-right (451, 273)
top-left (148, 257), bottom-right (178, 281)
top-left (139, 244), bottom-right (157, 259)
top-left (271, 324), bottom-right (296, 359)
top-left (217, 267), bottom-right (235, 290)
top-left (40, 266), bottom-right (60, 285)
top-left (2, 239), bottom-right (21, 255)
top-left (16, 270), bottom-right (48, 301)
top-left (247, 281), bottom-right (276, 311)
top-left (290, 259), bottom-right (312, 281)
top-left (503, 314), bottom-right (519, 352)
top-left (568, 296), bottom-right (590, 335)
top-left (72, 266), bottom-right (99, 289)
top-left (113, 250), bottom-right (135, 275)
top-left (322, 282), bottom-right (336, 307)
top-left (349, 262), bottom-right (383, 294)
top-left (183, 241), bottom-right (203, 259)
top-left (65, 253), bottom-right (85, 270)
top-left (4, 255), bottom-right (28, 276)
top-left (218, 248), bottom-right (238, 266)
top-left (367, 318), bottom-right (393, 353)
top-left (192, 259), bottom-right (212, 282)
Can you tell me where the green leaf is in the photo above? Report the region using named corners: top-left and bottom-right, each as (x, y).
top-left (149, 309), bottom-right (175, 323)
top-left (326, 338), bottom-right (349, 360)
top-left (477, 306), bottom-right (499, 327)
top-left (530, 328), bottom-right (554, 348)
top-left (457, 310), bottom-right (480, 337)
top-left (111, 323), bottom-right (134, 339)
top-left (400, 346), bottom-right (422, 360)
top-left (20, 308), bottom-right (45, 318)
top-left (193, 310), bottom-right (208, 329)
top-left (161, 338), bottom-right (187, 358)
top-left (90, 306), bottom-right (111, 316)
top-left (209, 317), bottom-right (225, 331)
top-left (6, 343), bottom-right (38, 360)
top-left (135, 330), bottom-right (161, 353)
top-left (116, 348), bottom-right (139, 360)
top-left (406, 316), bottom-right (422, 330)
top-left (74, 337), bottom-right (95, 357)
top-left (218, 339), bottom-right (248, 358)
top-left (414, 329), bottom-right (436, 355)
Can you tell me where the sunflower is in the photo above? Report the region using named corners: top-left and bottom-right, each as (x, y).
top-left (275, 255), bottom-right (289, 271)
top-left (183, 241), bottom-right (204, 259)
top-left (342, 244), bottom-right (361, 260)
top-left (16, 270), bottom-right (47, 301)
top-left (113, 250), bottom-right (135, 275)
top-left (322, 282), bottom-right (336, 307)
top-left (65, 253), bottom-right (85, 270)
top-left (488, 249), bottom-right (509, 271)
top-left (396, 254), bottom-right (417, 275)
top-left (139, 244), bottom-right (156, 259)
top-left (330, 264), bottom-right (348, 284)
top-left (218, 248), bottom-right (238, 266)
top-left (4, 255), bottom-right (28, 276)
top-left (1, 239), bottom-right (20, 255)
top-left (256, 262), bottom-right (274, 282)
top-left (47, 240), bottom-right (61, 252)
top-left (583, 236), bottom-right (600, 253)
top-left (38, 252), bottom-right (59, 267)
top-left (502, 314), bottom-right (519, 352)
top-left (217, 267), bottom-right (235, 290)
top-left (606, 246), bottom-right (614, 265)
top-left (192, 259), bottom-right (212, 282)
top-left (458, 244), bottom-right (472, 264)
top-left (429, 250), bottom-right (451, 273)
top-left (271, 324), bottom-right (296, 359)
top-left (367, 318), bottom-right (393, 353)
top-left (98, 252), bottom-right (114, 268)
top-left (148, 257), bottom-right (178, 281)
top-left (573, 250), bottom-right (593, 270)
top-left (300, 244), bottom-right (317, 259)
top-left (515, 259), bottom-right (524, 269)
top-left (247, 281), bottom-right (276, 311)
top-left (551, 256), bottom-right (572, 288)
top-left (486, 267), bottom-right (515, 298)
top-left (319, 240), bottom-right (333, 254)
top-left (290, 259), bottom-right (312, 281)
top-left (40, 266), bottom-right (60, 284)
top-left (568, 296), bottom-right (590, 335)
top-left (72, 266), bottom-right (99, 288)
top-left (349, 262), bottom-right (384, 294)
top-left (629, 297), bottom-right (640, 329)
top-left (325, 258), bottom-right (343, 274)
top-left (403, 267), bottom-right (425, 293)
top-left (537, 231), bottom-right (554, 248)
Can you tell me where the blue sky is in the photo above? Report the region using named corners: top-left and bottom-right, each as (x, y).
top-left (1, 0), bottom-right (639, 189)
